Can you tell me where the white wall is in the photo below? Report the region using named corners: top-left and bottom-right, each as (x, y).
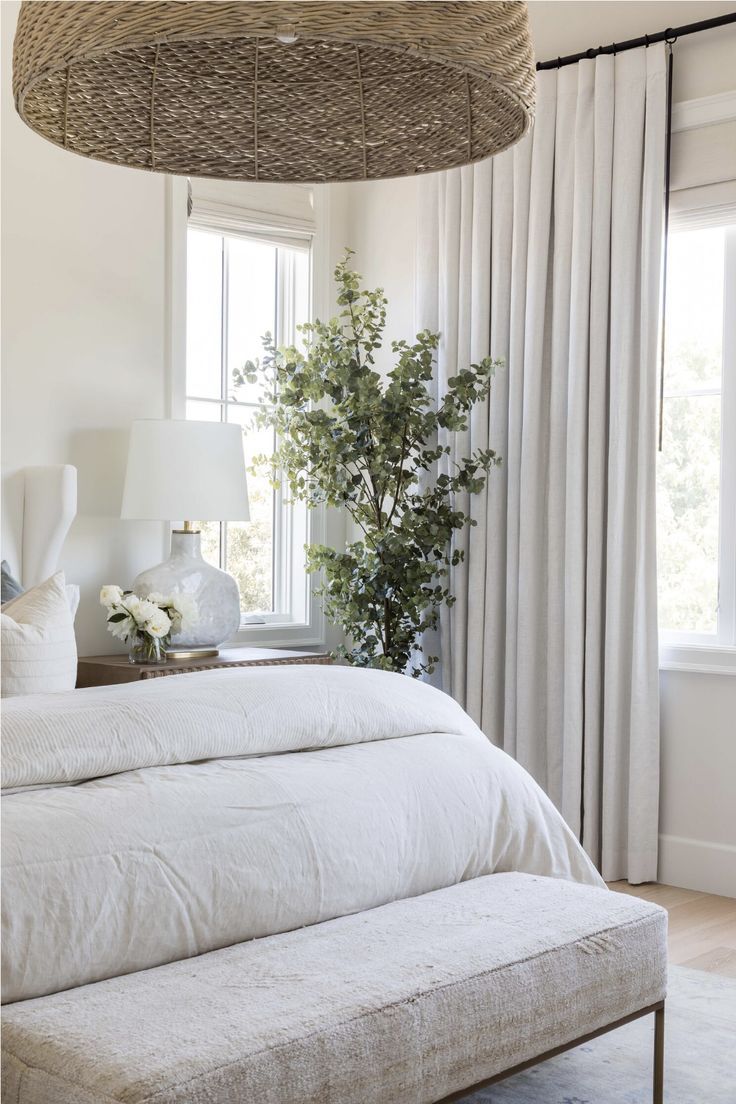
top-left (337, 178), bottom-right (419, 373)
top-left (1, 1), bottom-right (348, 657)
top-left (336, 1), bottom-right (736, 895)
top-left (1, 1), bottom-right (170, 656)
top-left (659, 671), bottom-right (736, 895)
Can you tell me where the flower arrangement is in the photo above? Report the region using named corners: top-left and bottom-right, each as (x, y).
top-left (100, 586), bottom-right (198, 664)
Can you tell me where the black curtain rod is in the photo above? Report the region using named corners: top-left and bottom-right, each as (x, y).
top-left (536, 11), bottom-right (736, 70)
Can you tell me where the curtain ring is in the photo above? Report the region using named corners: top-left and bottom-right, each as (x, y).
top-left (612, 41), bottom-right (618, 56)
top-left (644, 33), bottom-right (650, 48)
top-left (586, 47), bottom-right (596, 60)
top-left (557, 56), bottom-right (561, 68)
top-left (665, 28), bottom-right (678, 44)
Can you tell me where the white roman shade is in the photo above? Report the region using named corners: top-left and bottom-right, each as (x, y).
top-left (670, 100), bottom-right (736, 229)
top-left (188, 178), bottom-right (315, 252)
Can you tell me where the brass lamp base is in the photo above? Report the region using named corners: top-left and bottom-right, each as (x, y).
top-left (165, 648), bottom-right (219, 660)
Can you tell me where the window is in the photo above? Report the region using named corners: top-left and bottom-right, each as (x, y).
top-left (657, 220), bottom-right (736, 660)
top-left (185, 220), bottom-right (320, 643)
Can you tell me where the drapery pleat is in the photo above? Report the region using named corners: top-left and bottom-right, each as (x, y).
top-left (416, 46), bottom-right (666, 882)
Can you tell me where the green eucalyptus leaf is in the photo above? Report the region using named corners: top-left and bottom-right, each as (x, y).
top-left (233, 248), bottom-right (503, 675)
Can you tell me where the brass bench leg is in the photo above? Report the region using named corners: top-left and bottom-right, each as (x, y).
top-left (653, 1004), bottom-right (665, 1104)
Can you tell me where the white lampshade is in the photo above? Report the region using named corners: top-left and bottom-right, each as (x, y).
top-left (121, 419), bottom-right (249, 522)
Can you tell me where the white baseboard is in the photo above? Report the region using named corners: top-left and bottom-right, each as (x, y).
top-left (658, 834), bottom-right (736, 898)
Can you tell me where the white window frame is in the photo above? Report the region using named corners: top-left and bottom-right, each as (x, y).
top-left (658, 219), bottom-right (736, 675)
top-left (165, 177), bottom-right (330, 648)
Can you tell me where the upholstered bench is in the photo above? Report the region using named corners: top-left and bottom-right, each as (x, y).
top-left (2, 873), bottom-right (667, 1104)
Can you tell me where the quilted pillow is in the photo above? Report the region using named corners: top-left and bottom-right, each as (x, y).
top-left (0, 562), bottom-right (79, 618)
top-left (1, 572), bottom-right (77, 697)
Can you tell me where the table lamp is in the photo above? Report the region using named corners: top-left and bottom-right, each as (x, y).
top-left (121, 419), bottom-right (250, 657)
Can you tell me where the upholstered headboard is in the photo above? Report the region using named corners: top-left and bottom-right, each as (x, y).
top-left (1, 465), bottom-right (77, 588)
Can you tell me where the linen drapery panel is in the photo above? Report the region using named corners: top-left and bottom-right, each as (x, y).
top-left (417, 46), bottom-right (667, 882)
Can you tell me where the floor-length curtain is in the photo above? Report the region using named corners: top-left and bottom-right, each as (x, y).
top-left (417, 46), bottom-right (667, 883)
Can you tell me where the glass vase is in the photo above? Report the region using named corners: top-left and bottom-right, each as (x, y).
top-left (128, 634), bottom-right (168, 665)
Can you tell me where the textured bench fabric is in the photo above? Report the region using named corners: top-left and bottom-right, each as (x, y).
top-left (2, 873), bottom-right (667, 1104)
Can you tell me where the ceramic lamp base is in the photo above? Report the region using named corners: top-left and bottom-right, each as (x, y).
top-left (133, 530), bottom-right (240, 652)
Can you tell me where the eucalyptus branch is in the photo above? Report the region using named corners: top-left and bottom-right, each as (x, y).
top-left (386, 424), bottom-right (409, 527)
top-left (239, 250), bottom-right (503, 677)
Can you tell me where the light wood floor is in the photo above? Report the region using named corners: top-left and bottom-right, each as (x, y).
top-left (609, 882), bottom-right (736, 977)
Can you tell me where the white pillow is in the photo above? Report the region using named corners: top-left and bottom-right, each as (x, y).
top-left (1, 572), bottom-right (77, 697)
top-left (65, 584), bottom-right (80, 620)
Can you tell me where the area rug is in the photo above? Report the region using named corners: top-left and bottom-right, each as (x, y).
top-left (459, 967), bottom-right (736, 1103)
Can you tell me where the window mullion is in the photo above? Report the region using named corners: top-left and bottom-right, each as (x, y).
top-left (663, 387), bottom-right (721, 399)
top-left (273, 251), bottom-right (285, 615)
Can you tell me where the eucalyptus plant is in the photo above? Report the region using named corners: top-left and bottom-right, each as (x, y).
top-left (233, 252), bottom-right (501, 677)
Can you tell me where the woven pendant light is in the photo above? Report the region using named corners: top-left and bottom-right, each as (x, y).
top-left (13, 1), bottom-right (535, 183)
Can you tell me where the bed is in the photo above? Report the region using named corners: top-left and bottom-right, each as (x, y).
top-left (1, 465), bottom-right (613, 1086)
top-left (1, 663), bottom-right (603, 1004)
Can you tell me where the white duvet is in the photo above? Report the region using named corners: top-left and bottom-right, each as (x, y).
top-left (1, 665), bottom-right (603, 1004)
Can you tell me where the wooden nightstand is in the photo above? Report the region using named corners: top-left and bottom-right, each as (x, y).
top-left (77, 647), bottom-right (332, 688)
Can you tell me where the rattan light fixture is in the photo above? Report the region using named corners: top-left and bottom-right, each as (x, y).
top-left (13, 1), bottom-right (535, 184)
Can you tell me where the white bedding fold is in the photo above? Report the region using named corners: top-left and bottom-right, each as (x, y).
top-left (1, 666), bottom-right (604, 1004)
top-left (1, 665), bottom-right (480, 790)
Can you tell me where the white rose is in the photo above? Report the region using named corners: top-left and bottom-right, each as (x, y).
top-left (170, 593), bottom-right (198, 632)
top-left (122, 593), bottom-right (142, 614)
top-left (129, 598), bottom-right (159, 626)
top-left (107, 614), bottom-right (134, 642)
top-left (122, 600), bottom-right (155, 627)
top-left (100, 585), bottom-right (123, 608)
top-left (146, 610), bottom-right (172, 639)
top-left (146, 592), bottom-right (166, 604)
